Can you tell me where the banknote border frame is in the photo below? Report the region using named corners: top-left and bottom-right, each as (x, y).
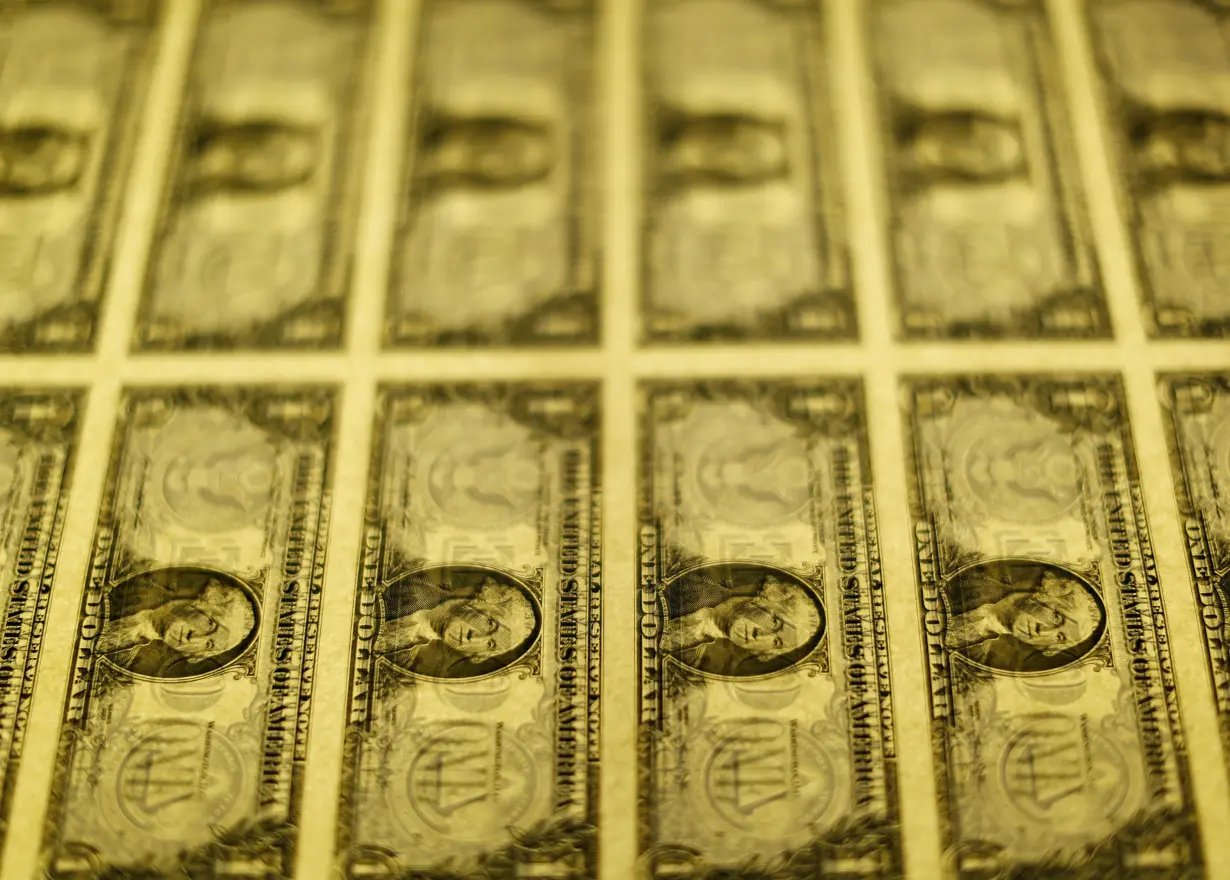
top-left (382, 0), bottom-right (603, 350)
top-left (866, 0), bottom-right (1111, 341)
top-left (1081, 0), bottom-right (1230, 339)
top-left (1158, 371), bottom-right (1230, 764)
top-left (335, 380), bottom-right (603, 880)
top-left (0, 387), bottom-right (86, 846)
top-left (0, 2), bottom-right (161, 354)
top-left (899, 370), bottom-right (1204, 879)
top-left (39, 382), bottom-right (341, 880)
top-left (130, 0), bottom-right (377, 353)
top-left (637, 0), bottom-right (858, 346)
top-left (635, 376), bottom-right (904, 879)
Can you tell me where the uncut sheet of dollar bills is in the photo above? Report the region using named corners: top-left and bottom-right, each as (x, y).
top-left (1, 0), bottom-right (1230, 878)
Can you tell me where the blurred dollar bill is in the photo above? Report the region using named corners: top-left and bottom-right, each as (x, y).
top-left (44, 387), bottom-right (335, 879)
top-left (0, 1), bottom-right (157, 352)
top-left (642, 0), bottom-right (854, 343)
top-left (1087, 0), bottom-right (1230, 337)
top-left (904, 375), bottom-right (1202, 877)
top-left (638, 380), bottom-right (900, 878)
top-left (1161, 374), bottom-right (1230, 771)
top-left (338, 384), bottom-right (600, 878)
top-left (385, 0), bottom-right (599, 347)
top-left (0, 391), bottom-right (82, 842)
top-left (135, 0), bottom-right (372, 351)
top-left (869, 0), bottom-right (1108, 339)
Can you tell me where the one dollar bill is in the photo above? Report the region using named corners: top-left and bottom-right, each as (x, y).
top-left (135, 0), bottom-right (373, 351)
top-left (1161, 374), bottom-right (1230, 771)
top-left (0, 0), bottom-right (158, 352)
top-left (386, 0), bottom-right (599, 347)
top-left (1086, 0), bottom-right (1230, 337)
top-left (44, 386), bottom-right (335, 879)
top-left (0, 390), bottom-right (83, 840)
top-left (338, 384), bottom-right (601, 878)
top-left (904, 375), bottom-right (1201, 877)
top-left (638, 380), bottom-right (901, 878)
top-left (642, 0), bottom-right (854, 343)
top-left (868, 0), bottom-right (1108, 339)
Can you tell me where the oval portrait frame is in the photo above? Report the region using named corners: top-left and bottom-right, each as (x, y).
top-left (659, 561), bottom-right (826, 681)
top-left (376, 564), bottom-right (543, 682)
top-left (101, 565), bottom-right (262, 682)
top-left (941, 557), bottom-right (1108, 677)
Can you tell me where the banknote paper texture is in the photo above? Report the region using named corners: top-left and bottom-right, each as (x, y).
top-left (0, 390), bottom-right (81, 840)
top-left (44, 387), bottom-right (335, 879)
top-left (904, 375), bottom-right (1201, 877)
top-left (135, 0), bottom-right (372, 351)
top-left (0, 0), bottom-right (157, 352)
top-left (386, 1), bottom-right (598, 347)
top-left (338, 385), bottom-right (601, 878)
top-left (1161, 374), bottom-right (1230, 771)
top-left (868, 0), bottom-right (1107, 339)
top-left (642, 0), bottom-right (853, 343)
top-left (1087, 0), bottom-right (1230, 338)
top-left (638, 381), bottom-right (900, 878)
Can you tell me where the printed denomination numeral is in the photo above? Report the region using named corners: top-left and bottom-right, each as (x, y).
top-left (638, 380), bottom-right (900, 878)
top-left (385, 1), bottom-right (599, 347)
top-left (869, 0), bottom-right (1107, 339)
top-left (135, 0), bottom-right (373, 351)
top-left (1087, 0), bottom-right (1230, 337)
top-left (337, 384), bottom-right (601, 878)
top-left (0, 390), bottom-right (82, 844)
top-left (642, 0), bottom-right (853, 343)
top-left (0, 1), bottom-right (157, 352)
top-left (903, 375), bottom-right (1201, 877)
top-left (1161, 374), bottom-right (1230, 768)
top-left (43, 386), bottom-right (335, 879)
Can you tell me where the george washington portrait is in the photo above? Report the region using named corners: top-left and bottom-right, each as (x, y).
top-left (97, 567), bottom-right (260, 680)
top-left (942, 559), bottom-right (1106, 673)
top-left (660, 563), bottom-right (824, 678)
top-left (375, 566), bottom-right (541, 680)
